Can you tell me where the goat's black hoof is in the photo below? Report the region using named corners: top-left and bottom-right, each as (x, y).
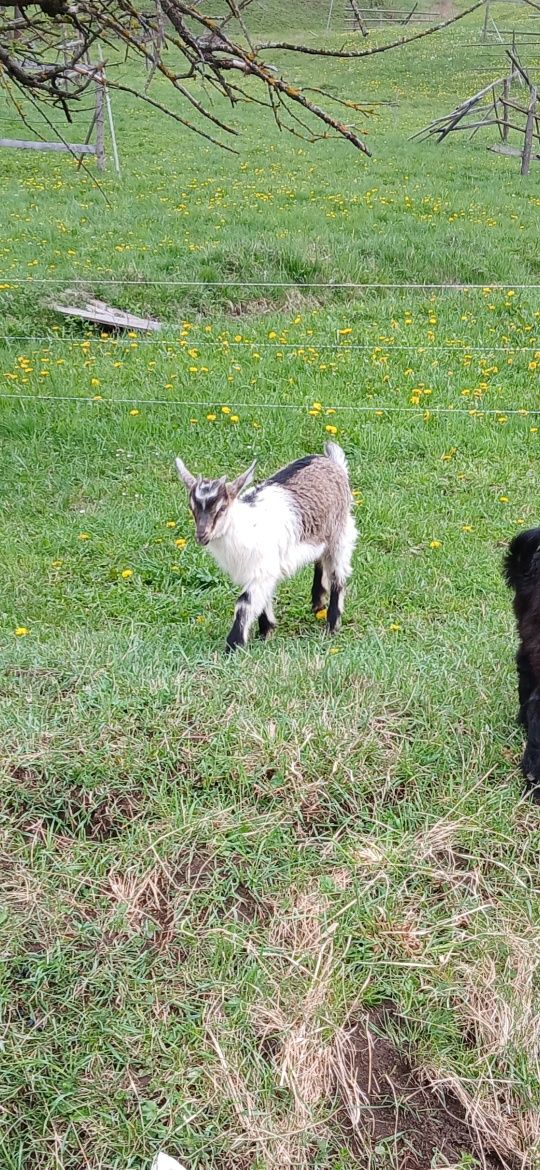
top-left (225, 638), bottom-right (242, 654)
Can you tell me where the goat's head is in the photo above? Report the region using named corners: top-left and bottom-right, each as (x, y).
top-left (175, 457), bottom-right (257, 546)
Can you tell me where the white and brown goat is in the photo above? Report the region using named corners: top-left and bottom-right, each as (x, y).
top-left (175, 442), bottom-right (357, 651)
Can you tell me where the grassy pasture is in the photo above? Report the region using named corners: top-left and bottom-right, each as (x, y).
top-left (1, 3), bottom-right (540, 1168)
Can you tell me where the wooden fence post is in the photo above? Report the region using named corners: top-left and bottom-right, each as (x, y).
top-left (502, 76), bottom-right (510, 141)
top-left (521, 85), bottom-right (537, 175)
top-left (95, 77), bottom-right (105, 171)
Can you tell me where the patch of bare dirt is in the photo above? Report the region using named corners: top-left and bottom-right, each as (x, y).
top-left (7, 778), bottom-right (144, 842)
top-left (342, 1004), bottom-right (505, 1170)
top-left (224, 882), bottom-right (270, 924)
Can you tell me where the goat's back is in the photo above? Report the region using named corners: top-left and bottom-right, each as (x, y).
top-left (266, 453), bottom-right (351, 545)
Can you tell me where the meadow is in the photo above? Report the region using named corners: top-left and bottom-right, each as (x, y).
top-left (1, 2), bottom-right (540, 1167)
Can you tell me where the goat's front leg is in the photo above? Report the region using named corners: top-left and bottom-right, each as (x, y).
top-left (225, 582), bottom-right (276, 653)
top-left (258, 598), bottom-right (276, 640)
top-left (522, 687), bottom-right (540, 802)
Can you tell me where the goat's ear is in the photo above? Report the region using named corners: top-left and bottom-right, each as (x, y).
top-left (175, 457), bottom-right (196, 491)
top-left (228, 459), bottom-right (257, 498)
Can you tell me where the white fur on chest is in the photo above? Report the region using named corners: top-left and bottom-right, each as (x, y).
top-left (207, 486), bottom-right (323, 588)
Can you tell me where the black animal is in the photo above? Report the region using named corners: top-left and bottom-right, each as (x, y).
top-left (504, 527), bottom-right (540, 801)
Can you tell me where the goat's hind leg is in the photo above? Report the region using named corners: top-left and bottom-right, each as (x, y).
top-left (325, 518), bottom-right (356, 635)
top-left (522, 687), bottom-right (540, 802)
top-left (311, 560), bottom-right (329, 615)
top-left (327, 575), bottom-right (346, 634)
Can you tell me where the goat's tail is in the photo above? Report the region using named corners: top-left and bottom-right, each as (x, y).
top-left (324, 441), bottom-right (349, 476)
top-left (504, 527), bottom-right (540, 592)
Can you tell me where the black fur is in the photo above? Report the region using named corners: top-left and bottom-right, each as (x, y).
top-left (327, 578), bottom-right (342, 634)
top-left (225, 592), bottom-right (250, 652)
top-left (267, 455), bottom-right (317, 488)
top-left (311, 561), bottom-right (326, 613)
top-left (258, 611), bottom-right (276, 640)
top-left (504, 528), bottom-right (540, 801)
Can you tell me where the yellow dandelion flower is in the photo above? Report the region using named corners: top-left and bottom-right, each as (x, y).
top-left (531, 427), bottom-right (538, 434)
top-left (529, 362), bottom-right (538, 372)
top-left (499, 496), bottom-right (509, 503)
top-left (166, 520), bottom-right (176, 529)
top-left (325, 424), bottom-right (338, 435)
top-left (389, 623), bottom-right (401, 632)
top-left (175, 538), bottom-right (187, 549)
top-left (230, 414), bottom-right (239, 423)
top-left (121, 569), bottom-right (133, 579)
top-left (462, 525), bottom-right (474, 533)
top-left (312, 401), bottom-right (322, 410)
top-left (78, 532), bottom-right (90, 541)
top-left (338, 328), bottom-right (352, 336)
top-left (206, 413), bottom-right (217, 422)
top-left (315, 608), bottom-right (327, 621)
top-left (92, 394), bottom-right (103, 402)
top-left (15, 626), bottom-right (29, 637)
top-left (129, 409), bottom-right (140, 417)
top-left (91, 378), bottom-right (100, 387)
top-left (221, 406), bottom-right (231, 415)
top-left (429, 540), bottom-right (442, 549)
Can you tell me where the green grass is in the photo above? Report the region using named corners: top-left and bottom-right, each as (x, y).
top-left (1, 4), bottom-right (540, 1168)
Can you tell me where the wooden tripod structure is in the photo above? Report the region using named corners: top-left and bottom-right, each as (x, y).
top-left (412, 51), bottom-right (539, 174)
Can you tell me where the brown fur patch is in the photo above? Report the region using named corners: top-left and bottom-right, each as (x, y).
top-left (272, 455), bottom-right (351, 544)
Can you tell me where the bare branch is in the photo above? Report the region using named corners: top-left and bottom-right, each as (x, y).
top-left (257, 2), bottom-right (484, 57)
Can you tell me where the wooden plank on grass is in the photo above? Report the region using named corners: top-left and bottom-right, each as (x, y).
top-left (51, 299), bottom-right (161, 332)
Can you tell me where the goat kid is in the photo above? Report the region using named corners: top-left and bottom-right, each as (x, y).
top-left (504, 526), bottom-right (540, 802)
top-left (175, 442), bottom-right (357, 652)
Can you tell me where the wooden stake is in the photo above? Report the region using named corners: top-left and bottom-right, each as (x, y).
top-left (521, 85), bottom-right (537, 175)
top-left (502, 76), bottom-right (510, 140)
top-left (95, 78), bottom-right (105, 172)
top-left (482, 0), bottom-right (490, 43)
top-left (349, 0), bottom-right (369, 35)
